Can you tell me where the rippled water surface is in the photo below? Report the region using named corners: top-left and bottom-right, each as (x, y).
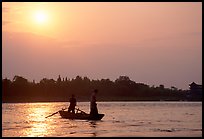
top-left (2, 101), bottom-right (202, 137)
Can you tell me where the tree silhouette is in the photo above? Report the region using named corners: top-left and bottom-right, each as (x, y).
top-left (2, 75), bottom-right (195, 103)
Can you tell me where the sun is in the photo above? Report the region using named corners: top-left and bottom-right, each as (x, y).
top-left (30, 9), bottom-right (53, 36)
top-left (34, 10), bottom-right (48, 24)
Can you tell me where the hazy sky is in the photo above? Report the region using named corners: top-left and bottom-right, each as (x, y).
top-left (2, 2), bottom-right (202, 90)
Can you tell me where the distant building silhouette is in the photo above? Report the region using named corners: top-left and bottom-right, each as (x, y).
top-left (57, 75), bottom-right (62, 82)
top-left (187, 82), bottom-right (202, 100)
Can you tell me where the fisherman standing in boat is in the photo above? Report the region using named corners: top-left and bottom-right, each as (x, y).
top-left (90, 89), bottom-right (99, 117)
top-left (68, 94), bottom-right (77, 113)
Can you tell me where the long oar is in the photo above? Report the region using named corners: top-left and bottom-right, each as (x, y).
top-left (45, 108), bottom-right (67, 118)
top-left (75, 107), bottom-right (87, 114)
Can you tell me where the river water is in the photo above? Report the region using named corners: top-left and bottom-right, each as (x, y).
top-left (2, 101), bottom-right (202, 137)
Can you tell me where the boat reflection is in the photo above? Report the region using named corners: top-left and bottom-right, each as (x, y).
top-left (88, 120), bottom-right (99, 137)
top-left (89, 120), bottom-right (97, 128)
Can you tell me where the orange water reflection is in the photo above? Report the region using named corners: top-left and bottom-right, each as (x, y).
top-left (15, 103), bottom-right (100, 137)
top-left (22, 104), bottom-right (55, 137)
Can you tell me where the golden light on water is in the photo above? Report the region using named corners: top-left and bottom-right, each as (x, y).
top-left (26, 123), bottom-right (48, 137)
top-left (17, 103), bottom-right (99, 137)
top-left (23, 105), bottom-right (54, 137)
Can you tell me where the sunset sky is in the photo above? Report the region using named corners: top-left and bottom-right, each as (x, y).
top-left (2, 2), bottom-right (202, 90)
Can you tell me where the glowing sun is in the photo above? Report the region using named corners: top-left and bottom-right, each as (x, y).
top-left (34, 10), bottom-right (48, 24)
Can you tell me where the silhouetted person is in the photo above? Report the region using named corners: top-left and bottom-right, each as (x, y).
top-left (68, 94), bottom-right (77, 113)
top-left (90, 89), bottom-right (99, 117)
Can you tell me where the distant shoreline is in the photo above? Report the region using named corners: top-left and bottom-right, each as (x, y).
top-left (3, 76), bottom-right (202, 103)
top-left (2, 99), bottom-right (201, 103)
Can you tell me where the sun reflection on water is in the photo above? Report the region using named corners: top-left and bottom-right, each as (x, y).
top-left (3, 102), bottom-right (202, 137)
top-left (22, 104), bottom-right (55, 137)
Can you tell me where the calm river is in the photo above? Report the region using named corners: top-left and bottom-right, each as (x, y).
top-left (2, 101), bottom-right (202, 137)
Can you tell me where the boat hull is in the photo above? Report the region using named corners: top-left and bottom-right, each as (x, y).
top-left (59, 110), bottom-right (104, 120)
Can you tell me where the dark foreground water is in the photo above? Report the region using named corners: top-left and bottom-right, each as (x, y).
top-left (2, 101), bottom-right (202, 137)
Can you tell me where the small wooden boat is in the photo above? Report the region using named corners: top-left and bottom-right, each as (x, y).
top-left (59, 109), bottom-right (105, 120)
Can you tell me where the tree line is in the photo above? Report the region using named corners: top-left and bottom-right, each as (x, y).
top-left (2, 75), bottom-right (189, 103)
